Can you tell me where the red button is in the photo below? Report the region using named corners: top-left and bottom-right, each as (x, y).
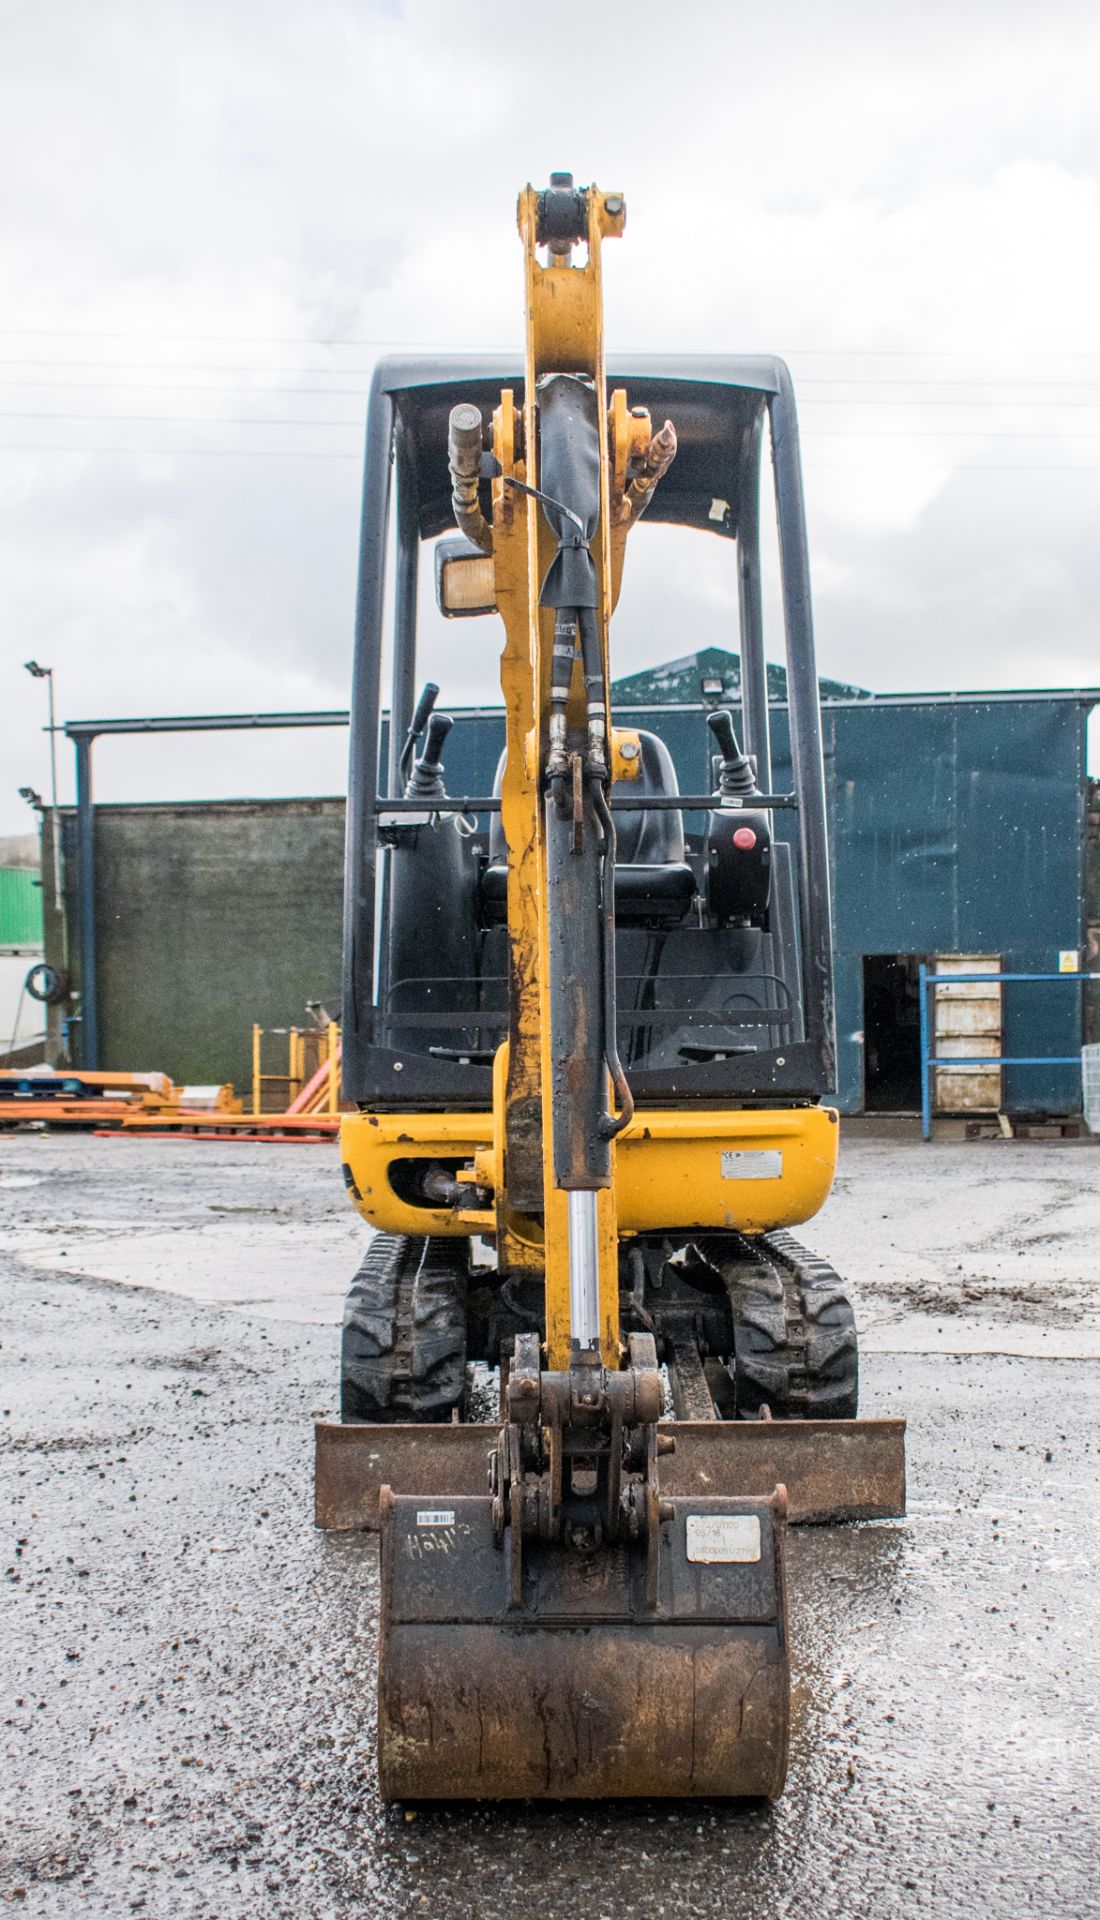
top-left (733, 826), bottom-right (758, 849)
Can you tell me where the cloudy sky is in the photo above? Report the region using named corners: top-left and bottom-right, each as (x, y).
top-left (2, 0), bottom-right (1099, 831)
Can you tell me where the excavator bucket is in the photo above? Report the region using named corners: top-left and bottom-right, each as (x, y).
top-left (316, 1417), bottom-right (908, 1531)
top-left (377, 1487), bottom-right (788, 1800)
top-left (319, 1407), bottom-right (905, 1798)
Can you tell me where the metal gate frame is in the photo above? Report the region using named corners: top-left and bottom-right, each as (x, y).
top-left (63, 711), bottom-right (349, 1068)
top-left (918, 965), bottom-right (1100, 1139)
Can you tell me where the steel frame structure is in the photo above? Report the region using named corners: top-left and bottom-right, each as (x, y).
top-left (63, 710), bottom-right (349, 1068)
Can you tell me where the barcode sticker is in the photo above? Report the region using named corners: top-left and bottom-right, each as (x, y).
top-left (415, 1510), bottom-right (455, 1528)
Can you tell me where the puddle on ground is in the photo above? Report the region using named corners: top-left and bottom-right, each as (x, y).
top-left (861, 1315), bottom-right (1100, 1359)
top-left (21, 1216), bottom-right (369, 1323)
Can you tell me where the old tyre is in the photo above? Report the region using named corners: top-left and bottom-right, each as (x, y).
top-left (25, 962), bottom-right (68, 1005)
top-left (340, 1233), bottom-right (468, 1423)
top-left (729, 1230), bottom-right (858, 1420)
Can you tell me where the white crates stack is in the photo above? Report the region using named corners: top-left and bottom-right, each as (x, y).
top-left (1083, 1043), bottom-right (1100, 1134)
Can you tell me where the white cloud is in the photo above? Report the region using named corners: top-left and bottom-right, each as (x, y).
top-left (3, 0), bottom-right (1100, 827)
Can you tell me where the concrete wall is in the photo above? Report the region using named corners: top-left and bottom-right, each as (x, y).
top-left (62, 799), bottom-right (344, 1091)
top-left (0, 833), bottom-right (40, 872)
top-left (0, 955), bottom-right (46, 1061)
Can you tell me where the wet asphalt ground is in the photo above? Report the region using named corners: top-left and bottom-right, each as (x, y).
top-left (2, 1131), bottom-right (1099, 1917)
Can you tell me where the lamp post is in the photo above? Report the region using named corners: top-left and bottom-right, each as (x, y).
top-left (23, 661), bottom-right (66, 1007)
top-left (23, 662), bottom-right (58, 811)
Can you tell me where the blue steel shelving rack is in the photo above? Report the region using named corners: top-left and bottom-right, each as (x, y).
top-left (918, 967), bottom-right (1100, 1140)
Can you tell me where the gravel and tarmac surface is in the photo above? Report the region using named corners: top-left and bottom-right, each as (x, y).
top-left (2, 1129), bottom-right (1099, 1917)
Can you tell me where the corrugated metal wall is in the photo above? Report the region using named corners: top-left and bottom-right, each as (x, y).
top-left (55, 697), bottom-right (1089, 1111)
top-left (822, 698), bottom-right (1086, 1114)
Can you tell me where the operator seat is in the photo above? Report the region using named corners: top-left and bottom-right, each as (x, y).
top-left (479, 729), bottom-right (695, 926)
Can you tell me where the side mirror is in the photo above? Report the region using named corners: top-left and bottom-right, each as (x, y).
top-left (434, 536), bottom-right (497, 618)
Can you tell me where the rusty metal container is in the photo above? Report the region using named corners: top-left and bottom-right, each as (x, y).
top-left (377, 1487), bottom-right (789, 1800)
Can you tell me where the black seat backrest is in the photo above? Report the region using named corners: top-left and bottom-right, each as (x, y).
top-left (612, 730), bottom-right (686, 863)
top-left (487, 728), bottom-right (686, 865)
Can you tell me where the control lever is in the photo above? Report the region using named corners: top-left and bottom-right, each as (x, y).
top-left (405, 711), bottom-right (454, 799)
top-left (706, 709), bottom-right (758, 798)
top-left (398, 682), bottom-right (440, 787)
top-left (704, 710), bottom-right (771, 925)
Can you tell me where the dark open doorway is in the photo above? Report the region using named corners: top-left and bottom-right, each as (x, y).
top-left (862, 954), bottom-right (925, 1112)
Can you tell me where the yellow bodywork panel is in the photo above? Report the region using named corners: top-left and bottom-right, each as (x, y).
top-left (615, 1108), bottom-right (838, 1235)
top-left (341, 1105), bottom-right (838, 1243)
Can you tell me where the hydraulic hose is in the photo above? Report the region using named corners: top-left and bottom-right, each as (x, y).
top-left (447, 404), bottom-right (493, 555)
top-left (578, 605), bottom-right (607, 775)
top-left (590, 778), bottom-right (634, 1140)
top-left (626, 417), bottom-right (678, 522)
top-left (548, 607), bottom-right (577, 801)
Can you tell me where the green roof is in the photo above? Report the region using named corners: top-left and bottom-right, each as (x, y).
top-left (610, 645), bottom-right (870, 708)
top-left (0, 867), bottom-right (43, 948)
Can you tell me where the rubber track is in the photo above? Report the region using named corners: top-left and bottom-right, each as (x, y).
top-left (340, 1233), bottom-right (467, 1423)
top-left (727, 1229), bottom-right (859, 1420)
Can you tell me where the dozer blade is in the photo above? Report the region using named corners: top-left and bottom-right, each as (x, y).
top-left (378, 1487), bottom-right (789, 1800)
top-left (316, 1416), bottom-right (906, 1531)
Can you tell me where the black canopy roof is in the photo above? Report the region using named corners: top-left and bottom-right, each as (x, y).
top-left (377, 354), bottom-right (788, 541)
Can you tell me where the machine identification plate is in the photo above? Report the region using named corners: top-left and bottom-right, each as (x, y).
top-left (721, 1150), bottom-right (782, 1179)
top-left (415, 1510), bottom-right (456, 1527)
top-left (686, 1515), bottom-right (762, 1563)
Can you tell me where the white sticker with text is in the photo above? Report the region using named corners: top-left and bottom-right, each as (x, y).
top-left (686, 1515), bottom-right (762, 1563)
top-left (721, 1150), bottom-right (782, 1179)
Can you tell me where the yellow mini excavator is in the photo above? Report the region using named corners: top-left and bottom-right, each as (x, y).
top-left (315, 175), bottom-right (906, 1800)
